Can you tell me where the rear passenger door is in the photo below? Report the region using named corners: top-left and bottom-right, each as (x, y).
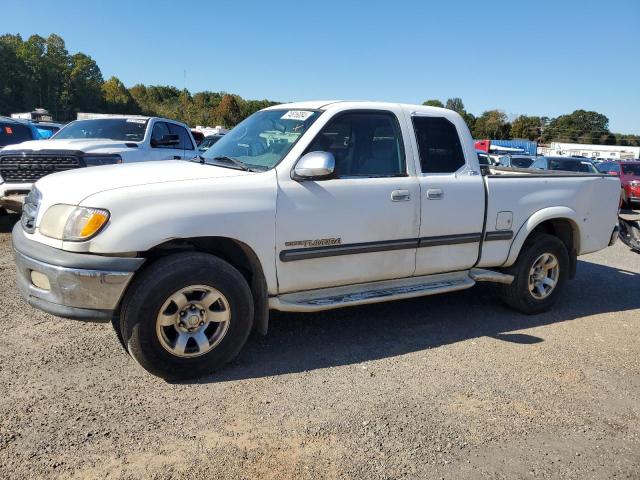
top-left (410, 114), bottom-right (485, 275)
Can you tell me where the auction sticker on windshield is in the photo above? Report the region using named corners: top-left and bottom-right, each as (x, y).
top-left (126, 119), bottom-right (147, 124)
top-left (281, 111), bottom-right (314, 121)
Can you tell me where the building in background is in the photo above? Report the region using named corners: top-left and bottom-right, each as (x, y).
top-left (542, 142), bottom-right (640, 160)
top-left (11, 108), bottom-right (53, 122)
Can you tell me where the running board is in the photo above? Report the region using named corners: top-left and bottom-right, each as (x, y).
top-left (270, 271), bottom-right (475, 312)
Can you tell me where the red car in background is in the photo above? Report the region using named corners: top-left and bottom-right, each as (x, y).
top-left (597, 160), bottom-right (640, 209)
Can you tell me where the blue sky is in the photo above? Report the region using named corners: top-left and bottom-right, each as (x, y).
top-left (2, 0), bottom-right (639, 133)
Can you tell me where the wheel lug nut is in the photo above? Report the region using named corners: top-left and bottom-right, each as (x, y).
top-left (200, 310), bottom-right (205, 315)
top-left (180, 311), bottom-right (185, 316)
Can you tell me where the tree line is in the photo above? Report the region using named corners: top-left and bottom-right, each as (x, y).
top-left (423, 98), bottom-right (640, 146)
top-left (0, 33), bottom-right (277, 128)
top-left (1, 33), bottom-right (638, 146)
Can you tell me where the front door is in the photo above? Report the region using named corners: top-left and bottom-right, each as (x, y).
top-left (276, 109), bottom-right (420, 293)
top-left (150, 121), bottom-right (189, 160)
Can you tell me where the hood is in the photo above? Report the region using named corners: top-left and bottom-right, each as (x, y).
top-left (35, 160), bottom-right (251, 205)
top-left (1, 138), bottom-right (137, 153)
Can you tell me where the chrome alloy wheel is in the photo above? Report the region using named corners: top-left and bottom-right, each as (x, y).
top-left (528, 253), bottom-right (559, 300)
top-left (156, 285), bottom-right (231, 358)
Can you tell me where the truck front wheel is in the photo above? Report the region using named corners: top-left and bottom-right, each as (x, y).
top-left (498, 233), bottom-right (569, 314)
top-left (119, 252), bottom-right (254, 380)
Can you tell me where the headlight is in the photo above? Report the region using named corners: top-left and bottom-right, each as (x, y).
top-left (40, 204), bottom-right (110, 241)
top-left (82, 154), bottom-right (122, 166)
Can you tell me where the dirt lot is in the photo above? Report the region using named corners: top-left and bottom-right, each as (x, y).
top-left (0, 213), bottom-right (638, 480)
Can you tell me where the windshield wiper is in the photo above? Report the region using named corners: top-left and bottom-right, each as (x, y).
top-left (209, 155), bottom-right (260, 171)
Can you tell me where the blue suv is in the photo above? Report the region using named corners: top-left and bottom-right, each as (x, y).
top-left (0, 117), bottom-right (62, 148)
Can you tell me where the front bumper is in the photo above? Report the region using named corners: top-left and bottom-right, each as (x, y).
top-left (12, 223), bottom-right (145, 321)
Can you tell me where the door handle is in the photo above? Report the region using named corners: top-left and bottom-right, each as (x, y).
top-left (426, 188), bottom-right (443, 200)
top-left (390, 190), bottom-right (411, 202)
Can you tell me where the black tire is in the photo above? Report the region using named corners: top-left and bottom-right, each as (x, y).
top-left (498, 233), bottom-right (569, 314)
top-left (119, 252), bottom-right (254, 380)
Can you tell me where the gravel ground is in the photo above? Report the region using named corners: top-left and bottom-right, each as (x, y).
top-left (0, 213), bottom-right (638, 479)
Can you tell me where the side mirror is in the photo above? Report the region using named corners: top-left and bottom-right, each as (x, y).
top-left (293, 151), bottom-right (335, 180)
top-left (151, 133), bottom-right (180, 147)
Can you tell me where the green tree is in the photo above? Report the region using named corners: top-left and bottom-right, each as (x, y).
top-left (43, 34), bottom-right (70, 118)
top-left (462, 112), bottom-right (476, 134)
top-left (510, 115), bottom-right (543, 141)
top-left (216, 94), bottom-right (242, 127)
top-left (241, 99), bottom-right (279, 119)
top-left (542, 110), bottom-right (610, 143)
top-left (422, 99), bottom-right (444, 107)
top-left (0, 34), bottom-right (28, 113)
top-left (445, 97), bottom-right (465, 114)
top-left (101, 76), bottom-right (136, 113)
top-left (473, 110), bottom-right (511, 139)
top-left (16, 34), bottom-right (47, 110)
top-left (69, 53), bottom-right (103, 114)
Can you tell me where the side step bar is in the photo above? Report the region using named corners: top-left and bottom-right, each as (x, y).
top-left (469, 268), bottom-right (514, 285)
top-left (270, 269), bottom-right (513, 313)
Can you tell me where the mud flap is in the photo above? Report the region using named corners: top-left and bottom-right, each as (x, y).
top-left (618, 212), bottom-right (640, 253)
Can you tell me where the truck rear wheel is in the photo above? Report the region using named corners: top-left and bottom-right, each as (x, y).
top-left (498, 233), bottom-right (569, 314)
top-left (119, 252), bottom-right (254, 380)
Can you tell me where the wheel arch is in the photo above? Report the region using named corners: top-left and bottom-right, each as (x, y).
top-left (140, 236), bottom-right (270, 335)
top-left (504, 207), bottom-right (581, 275)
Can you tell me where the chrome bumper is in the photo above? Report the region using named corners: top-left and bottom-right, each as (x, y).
top-left (14, 249), bottom-right (135, 321)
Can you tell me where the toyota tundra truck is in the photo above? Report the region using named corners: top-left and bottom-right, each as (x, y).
top-left (12, 101), bottom-right (621, 379)
top-left (0, 115), bottom-right (198, 212)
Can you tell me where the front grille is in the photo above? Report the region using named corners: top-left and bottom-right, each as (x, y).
top-left (0, 154), bottom-right (81, 183)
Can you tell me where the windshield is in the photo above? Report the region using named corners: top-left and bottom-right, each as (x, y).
top-left (54, 118), bottom-right (148, 141)
top-left (201, 109), bottom-right (321, 170)
top-left (621, 164), bottom-right (640, 176)
top-left (548, 158), bottom-right (598, 173)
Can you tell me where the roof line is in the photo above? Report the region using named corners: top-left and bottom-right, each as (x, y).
top-left (318, 100), bottom-right (347, 109)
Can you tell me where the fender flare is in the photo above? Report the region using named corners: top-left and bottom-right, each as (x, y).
top-left (503, 206), bottom-right (581, 267)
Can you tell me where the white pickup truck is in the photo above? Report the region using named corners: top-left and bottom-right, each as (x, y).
top-left (12, 101), bottom-right (621, 379)
top-left (0, 115), bottom-right (198, 212)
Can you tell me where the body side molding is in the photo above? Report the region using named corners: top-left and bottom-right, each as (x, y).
top-left (279, 230), bottom-right (514, 262)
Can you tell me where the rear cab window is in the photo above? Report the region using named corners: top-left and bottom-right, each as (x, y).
top-left (412, 116), bottom-right (465, 174)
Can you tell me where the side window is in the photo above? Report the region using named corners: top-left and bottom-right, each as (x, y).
top-left (530, 158), bottom-right (546, 169)
top-left (305, 111), bottom-right (405, 178)
top-left (150, 122), bottom-right (172, 149)
top-left (412, 116), bottom-right (465, 174)
top-left (167, 123), bottom-right (194, 150)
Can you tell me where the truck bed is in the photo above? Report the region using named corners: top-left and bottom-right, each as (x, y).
top-left (478, 166), bottom-right (621, 267)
